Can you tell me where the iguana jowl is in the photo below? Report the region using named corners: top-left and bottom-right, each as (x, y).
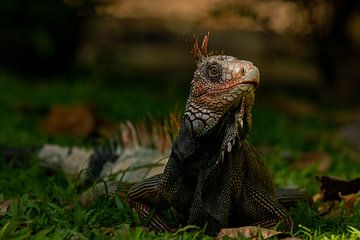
top-left (128, 33), bottom-right (292, 235)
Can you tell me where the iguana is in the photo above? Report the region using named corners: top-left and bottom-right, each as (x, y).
top-left (0, 33), bottom-right (308, 236)
top-left (128, 33), bottom-right (293, 236)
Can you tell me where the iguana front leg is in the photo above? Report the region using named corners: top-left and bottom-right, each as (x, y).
top-left (128, 148), bottom-right (196, 232)
top-left (241, 184), bottom-right (293, 231)
top-left (128, 175), bottom-right (172, 231)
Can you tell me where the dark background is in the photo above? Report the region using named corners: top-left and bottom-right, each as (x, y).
top-left (0, 0), bottom-right (359, 137)
top-left (1, 0), bottom-right (359, 102)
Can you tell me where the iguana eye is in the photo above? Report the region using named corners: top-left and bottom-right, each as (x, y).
top-left (206, 64), bottom-right (222, 80)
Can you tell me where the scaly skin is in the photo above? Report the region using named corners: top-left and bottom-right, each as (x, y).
top-left (128, 33), bottom-right (292, 236)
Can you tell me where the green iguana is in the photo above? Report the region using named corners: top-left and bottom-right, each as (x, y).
top-left (0, 33), bottom-right (308, 236)
top-left (128, 33), bottom-right (293, 236)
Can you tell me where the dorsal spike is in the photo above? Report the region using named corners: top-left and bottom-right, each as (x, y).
top-left (201, 31), bottom-right (210, 57)
top-left (193, 34), bottom-right (201, 61)
top-left (187, 32), bottom-right (211, 62)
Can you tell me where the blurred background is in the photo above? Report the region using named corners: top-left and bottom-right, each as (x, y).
top-left (0, 0), bottom-right (359, 146)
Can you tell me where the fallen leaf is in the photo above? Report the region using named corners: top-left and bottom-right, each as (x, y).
top-left (317, 193), bottom-right (358, 218)
top-left (315, 176), bottom-right (360, 218)
top-left (339, 192), bottom-right (358, 210)
top-left (216, 226), bottom-right (281, 240)
top-left (292, 151), bottom-right (331, 173)
top-left (42, 103), bottom-right (96, 137)
top-left (317, 200), bottom-right (336, 216)
top-left (0, 200), bottom-right (11, 216)
top-left (312, 192), bottom-right (322, 203)
top-left (316, 176), bottom-right (360, 201)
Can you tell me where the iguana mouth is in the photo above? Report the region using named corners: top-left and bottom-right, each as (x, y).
top-left (196, 78), bottom-right (258, 98)
top-left (240, 80), bottom-right (259, 88)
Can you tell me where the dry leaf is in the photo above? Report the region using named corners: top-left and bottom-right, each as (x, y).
top-left (292, 151), bottom-right (331, 173)
top-left (316, 176), bottom-right (360, 201)
top-left (216, 226), bottom-right (281, 240)
top-left (317, 193), bottom-right (358, 218)
top-left (315, 176), bottom-right (360, 218)
top-left (339, 192), bottom-right (358, 209)
top-left (42, 103), bottom-right (96, 137)
top-left (317, 200), bottom-right (336, 216)
top-left (0, 200), bottom-right (11, 216)
top-left (312, 192), bottom-right (323, 203)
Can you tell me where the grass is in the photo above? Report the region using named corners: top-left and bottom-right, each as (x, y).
top-left (0, 72), bottom-right (359, 239)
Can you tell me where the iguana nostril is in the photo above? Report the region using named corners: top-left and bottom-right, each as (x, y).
top-left (240, 67), bottom-right (245, 75)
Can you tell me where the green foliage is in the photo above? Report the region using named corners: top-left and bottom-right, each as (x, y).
top-left (294, 225), bottom-right (360, 240)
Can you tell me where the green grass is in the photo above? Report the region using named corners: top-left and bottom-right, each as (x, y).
top-left (0, 72), bottom-right (359, 239)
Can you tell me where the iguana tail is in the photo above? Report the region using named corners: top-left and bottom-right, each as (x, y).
top-left (276, 188), bottom-right (311, 208)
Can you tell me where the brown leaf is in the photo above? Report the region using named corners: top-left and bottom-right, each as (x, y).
top-left (216, 226), bottom-right (281, 240)
top-left (317, 200), bottom-right (336, 216)
top-left (312, 192), bottom-right (323, 203)
top-left (0, 200), bottom-right (11, 216)
top-left (292, 151), bottom-right (331, 173)
top-left (316, 176), bottom-right (360, 201)
top-left (315, 176), bottom-right (360, 218)
top-left (317, 193), bottom-right (358, 218)
top-left (42, 103), bottom-right (96, 137)
top-left (339, 192), bottom-right (358, 210)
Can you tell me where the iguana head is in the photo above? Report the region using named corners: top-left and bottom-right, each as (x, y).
top-left (184, 33), bottom-right (260, 140)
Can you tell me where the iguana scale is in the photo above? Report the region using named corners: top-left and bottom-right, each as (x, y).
top-left (128, 33), bottom-right (293, 236)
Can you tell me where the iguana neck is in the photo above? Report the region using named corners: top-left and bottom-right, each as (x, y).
top-left (180, 106), bottom-right (248, 173)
